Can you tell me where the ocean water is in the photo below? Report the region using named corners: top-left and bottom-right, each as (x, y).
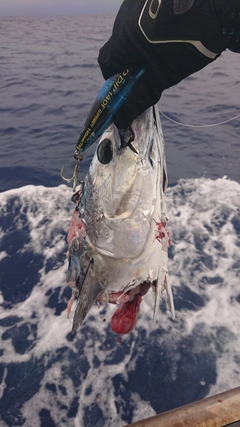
top-left (0, 14), bottom-right (240, 427)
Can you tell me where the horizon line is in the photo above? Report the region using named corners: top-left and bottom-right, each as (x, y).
top-left (0, 12), bottom-right (116, 17)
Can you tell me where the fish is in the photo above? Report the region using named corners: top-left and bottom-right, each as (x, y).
top-left (65, 105), bottom-right (175, 335)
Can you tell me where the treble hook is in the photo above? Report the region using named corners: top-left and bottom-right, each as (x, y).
top-left (61, 153), bottom-right (83, 192)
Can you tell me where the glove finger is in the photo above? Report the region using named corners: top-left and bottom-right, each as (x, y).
top-left (98, 38), bottom-right (142, 80)
top-left (113, 71), bottom-right (163, 129)
top-left (98, 38), bottom-right (123, 79)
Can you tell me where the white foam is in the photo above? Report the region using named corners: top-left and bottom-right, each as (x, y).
top-left (0, 178), bottom-right (240, 425)
top-left (0, 251), bottom-right (7, 262)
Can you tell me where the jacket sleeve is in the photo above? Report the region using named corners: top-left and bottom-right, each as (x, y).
top-left (98, 0), bottom-right (235, 129)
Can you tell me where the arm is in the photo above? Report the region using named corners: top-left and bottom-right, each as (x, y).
top-left (98, 0), bottom-right (239, 129)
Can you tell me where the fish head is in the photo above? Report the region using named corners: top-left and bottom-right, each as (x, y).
top-left (80, 105), bottom-right (167, 259)
top-left (67, 106), bottom-right (173, 335)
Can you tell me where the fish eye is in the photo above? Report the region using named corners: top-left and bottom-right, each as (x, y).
top-left (97, 139), bottom-right (113, 164)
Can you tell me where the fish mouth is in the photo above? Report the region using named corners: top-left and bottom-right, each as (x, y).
top-left (71, 278), bottom-right (152, 335)
top-left (97, 281), bottom-right (152, 335)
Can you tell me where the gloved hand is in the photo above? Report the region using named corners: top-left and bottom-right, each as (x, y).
top-left (98, 0), bottom-right (230, 129)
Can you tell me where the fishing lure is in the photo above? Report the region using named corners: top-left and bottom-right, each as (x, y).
top-left (75, 67), bottom-right (145, 154)
top-left (61, 67), bottom-right (145, 190)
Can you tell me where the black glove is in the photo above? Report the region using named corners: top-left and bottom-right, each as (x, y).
top-left (98, 0), bottom-right (231, 129)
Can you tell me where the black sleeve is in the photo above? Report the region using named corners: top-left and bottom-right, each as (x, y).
top-left (98, 0), bottom-right (237, 129)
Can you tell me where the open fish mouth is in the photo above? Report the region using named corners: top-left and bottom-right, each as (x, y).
top-left (97, 281), bottom-right (152, 334)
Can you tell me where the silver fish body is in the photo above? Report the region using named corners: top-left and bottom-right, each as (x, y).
top-left (66, 105), bottom-right (175, 334)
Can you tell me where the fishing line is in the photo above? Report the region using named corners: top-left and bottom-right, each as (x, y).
top-left (159, 110), bottom-right (240, 128)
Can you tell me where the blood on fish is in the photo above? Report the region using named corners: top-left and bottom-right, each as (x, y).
top-left (110, 294), bottom-right (142, 334)
top-left (67, 291), bottom-right (77, 317)
top-left (67, 209), bottom-right (86, 247)
top-left (153, 219), bottom-right (171, 246)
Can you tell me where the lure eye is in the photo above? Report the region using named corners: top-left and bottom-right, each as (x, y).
top-left (97, 139), bottom-right (113, 164)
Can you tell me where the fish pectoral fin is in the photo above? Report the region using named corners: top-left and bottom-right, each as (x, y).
top-left (152, 271), bottom-right (175, 322)
top-left (153, 268), bottom-right (161, 322)
top-left (165, 277), bottom-right (175, 320)
top-left (72, 261), bottom-right (102, 333)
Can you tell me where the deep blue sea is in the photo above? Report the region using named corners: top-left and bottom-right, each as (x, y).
top-left (1, 15), bottom-right (240, 427)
